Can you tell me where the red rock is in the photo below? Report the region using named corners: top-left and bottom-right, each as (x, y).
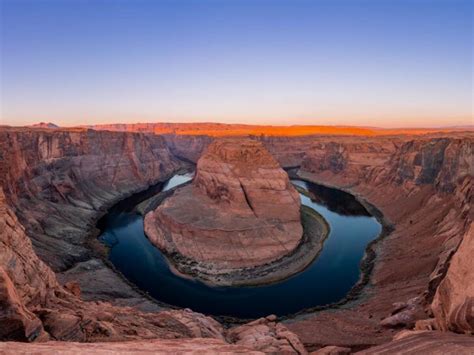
top-left (145, 138), bottom-right (302, 277)
top-left (282, 133), bottom-right (473, 349)
top-left (63, 281), bottom-right (81, 298)
top-left (0, 268), bottom-right (47, 341)
top-left (0, 127), bottom-right (180, 272)
top-left (227, 316), bottom-right (307, 354)
top-left (380, 297), bottom-right (424, 329)
top-left (356, 330), bottom-right (474, 354)
top-left (431, 223), bottom-right (474, 334)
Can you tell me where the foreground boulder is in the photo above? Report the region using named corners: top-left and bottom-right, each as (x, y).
top-left (227, 315), bottom-right (307, 354)
top-left (145, 138), bottom-right (303, 282)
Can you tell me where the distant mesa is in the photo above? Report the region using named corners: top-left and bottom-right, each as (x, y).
top-left (30, 122), bottom-right (59, 129)
top-left (144, 138), bottom-right (303, 284)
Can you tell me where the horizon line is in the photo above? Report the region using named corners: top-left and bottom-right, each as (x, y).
top-left (8, 121), bottom-right (474, 131)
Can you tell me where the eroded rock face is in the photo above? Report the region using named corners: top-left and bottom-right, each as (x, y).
top-left (145, 138), bottom-right (302, 275)
top-left (431, 223), bottom-right (474, 334)
top-left (0, 127), bottom-right (193, 315)
top-left (194, 138), bottom-right (301, 221)
top-left (283, 133), bottom-right (473, 349)
top-left (0, 127), bottom-right (180, 272)
top-left (0, 268), bottom-right (46, 342)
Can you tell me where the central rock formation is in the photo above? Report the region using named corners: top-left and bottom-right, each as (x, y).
top-left (144, 139), bottom-right (303, 279)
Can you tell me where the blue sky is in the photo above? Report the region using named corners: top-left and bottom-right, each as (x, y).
top-left (1, 0), bottom-right (472, 127)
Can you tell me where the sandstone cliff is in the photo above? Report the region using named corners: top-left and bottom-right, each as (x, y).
top-left (431, 223), bottom-right (473, 333)
top-left (194, 138), bottom-right (301, 221)
top-left (145, 139), bottom-right (303, 279)
top-left (0, 127), bottom-right (180, 272)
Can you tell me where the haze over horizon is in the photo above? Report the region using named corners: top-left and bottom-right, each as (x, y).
top-left (1, 0), bottom-right (472, 128)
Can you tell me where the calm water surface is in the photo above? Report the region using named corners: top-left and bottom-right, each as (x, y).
top-left (98, 173), bottom-right (381, 318)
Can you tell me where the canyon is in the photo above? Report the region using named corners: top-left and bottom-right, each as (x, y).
top-left (0, 124), bottom-right (472, 353)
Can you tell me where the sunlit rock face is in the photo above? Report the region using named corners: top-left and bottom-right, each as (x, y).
top-left (194, 138), bottom-right (301, 221)
top-left (145, 138), bottom-right (302, 271)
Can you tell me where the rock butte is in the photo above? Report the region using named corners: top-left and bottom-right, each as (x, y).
top-left (144, 138), bottom-right (303, 275)
top-left (0, 124), bottom-right (473, 353)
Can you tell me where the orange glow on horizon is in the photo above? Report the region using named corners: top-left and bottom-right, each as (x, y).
top-left (83, 123), bottom-right (472, 137)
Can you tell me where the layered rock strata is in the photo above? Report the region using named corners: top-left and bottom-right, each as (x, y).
top-left (0, 127), bottom-right (180, 272)
top-left (145, 138), bottom-right (304, 284)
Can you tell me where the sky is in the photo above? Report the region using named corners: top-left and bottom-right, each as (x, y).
top-left (0, 0), bottom-right (472, 128)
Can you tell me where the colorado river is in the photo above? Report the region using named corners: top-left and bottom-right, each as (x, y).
top-left (98, 173), bottom-right (381, 318)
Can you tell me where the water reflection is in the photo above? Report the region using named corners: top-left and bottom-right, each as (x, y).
top-left (292, 180), bottom-right (369, 216)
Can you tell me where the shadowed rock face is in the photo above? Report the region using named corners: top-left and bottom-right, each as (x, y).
top-left (145, 138), bottom-right (303, 271)
top-left (0, 128), bottom-right (180, 271)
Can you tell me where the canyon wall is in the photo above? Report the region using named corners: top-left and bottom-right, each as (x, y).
top-left (284, 134), bottom-right (473, 349)
top-left (431, 222), bottom-right (473, 333)
top-left (0, 128), bottom-right (180, 271)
